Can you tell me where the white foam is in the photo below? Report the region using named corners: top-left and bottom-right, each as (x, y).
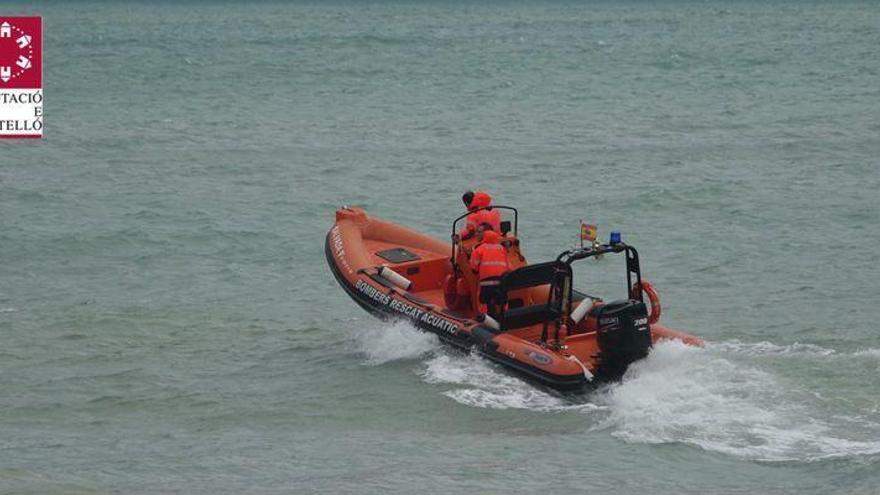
top-left (0, 307), bottom-right (16, 314)
top-left (422, 353), bottom-right (602, 413)
top-left (592, 340), bottom-right (880, 462)
top-left (356, 320), bottom-right (439, 365)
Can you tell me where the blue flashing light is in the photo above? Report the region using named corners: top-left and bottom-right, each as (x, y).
top-left (610, 231), bottom-right (622, 245)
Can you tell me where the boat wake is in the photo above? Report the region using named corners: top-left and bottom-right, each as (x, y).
top-left (353, 320), bottom-right (880, 462)
top-left (592, 340), bottom-right (880, 462)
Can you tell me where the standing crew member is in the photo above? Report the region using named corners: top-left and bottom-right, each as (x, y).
top-left (459, 191), bottom-right (502, 239)
top-left (458, 190), bottom-right (479, 238)
top-left (470, 226), bottom-right (511, 317)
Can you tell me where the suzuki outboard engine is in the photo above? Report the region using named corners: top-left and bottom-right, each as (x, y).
top-left (595, 299), bottom-right (652, 380)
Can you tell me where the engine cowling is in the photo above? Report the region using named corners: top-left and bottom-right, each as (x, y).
top-left (595, 299), bottom-right (652, 380)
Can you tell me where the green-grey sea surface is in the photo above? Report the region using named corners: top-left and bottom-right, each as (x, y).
top-left (2, 1), bottom-right (879, 493)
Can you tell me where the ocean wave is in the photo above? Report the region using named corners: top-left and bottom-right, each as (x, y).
top-left (853, 348), bottom-right (880, 359)
top-left (708, 339), bottom-right (837, 357)
top-left (711, 340), bottom-right (880, 362)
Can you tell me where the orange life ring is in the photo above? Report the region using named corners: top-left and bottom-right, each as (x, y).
top-left (634, 280), bottom-right (662, 325)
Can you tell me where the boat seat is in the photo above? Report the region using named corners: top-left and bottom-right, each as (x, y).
top-left (497, 261), bottom-right (565, 330)
top-left (501, 304), bottom-right (560, 330)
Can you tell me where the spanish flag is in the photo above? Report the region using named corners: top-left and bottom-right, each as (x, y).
top-left (580, 222), bottom-right (597, 241)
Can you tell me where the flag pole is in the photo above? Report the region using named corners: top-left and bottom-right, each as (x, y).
top-left (579, 219), bottom-right (584, 249)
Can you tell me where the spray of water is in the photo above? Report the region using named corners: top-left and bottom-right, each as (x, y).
top-left (422, 353), bottom-right (603, 413)
top-left (355, 319), bottom-right (439, 365)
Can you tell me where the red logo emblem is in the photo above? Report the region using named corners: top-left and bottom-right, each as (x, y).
top-left (0, 16), bottom-right (42, 138)
top-left (0, 17), bottom-right (41, 88)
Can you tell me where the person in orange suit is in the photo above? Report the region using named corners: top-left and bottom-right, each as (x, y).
top-left (459, 191), bottom-right (501, 240)
top-left (470, 225), bottom-right (510, 317)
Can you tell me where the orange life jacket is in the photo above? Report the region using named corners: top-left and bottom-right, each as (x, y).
top-left (470, 232), bottom-right (510, 280)
top-left (463, 209), bottom-right (481, 235)
top-left (473, 207), bottom-right (501, 233)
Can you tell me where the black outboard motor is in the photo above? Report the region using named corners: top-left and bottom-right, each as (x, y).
top-left (595, 299), bottom-right (652, 380)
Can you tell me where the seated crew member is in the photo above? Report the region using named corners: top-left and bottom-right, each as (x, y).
top-left (459, 191), bottom-right (501, 240)
top-left (470, 225), bottom-right (511, 317)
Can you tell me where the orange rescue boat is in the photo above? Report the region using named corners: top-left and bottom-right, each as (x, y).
top-left (326, 205), bottom-right (702, 392)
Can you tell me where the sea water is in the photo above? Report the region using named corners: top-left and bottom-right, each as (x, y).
top-left (1, 1), bottom-right (879, 493)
